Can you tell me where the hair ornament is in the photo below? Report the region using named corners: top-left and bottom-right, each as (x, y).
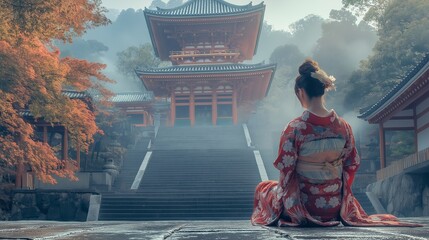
top-left (310, 70), bottom-right (336, 91)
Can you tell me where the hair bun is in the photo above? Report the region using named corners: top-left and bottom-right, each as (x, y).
top-left (298, 58), bottom-right (320, 76)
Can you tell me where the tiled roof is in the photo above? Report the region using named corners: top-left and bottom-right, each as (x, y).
top-left (19, 110), bottom-right (32, 117)
top-left (136, 63), bottom-right (276, 75)
top-left (145, 0), bottom-right (264, 17)
top-left (62, 90), bottom-right (89, 99)
top-left (20, 90), bottom-right (90, 117)
top-left (358, 54), bottom-right (429, 119)
top-left (111, 92), bottom-right (154, 103)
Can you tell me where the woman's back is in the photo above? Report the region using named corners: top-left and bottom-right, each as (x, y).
top-left (251, 58), bottom-right (422, 227)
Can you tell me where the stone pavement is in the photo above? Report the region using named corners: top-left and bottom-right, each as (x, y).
top-left (0, 218), bottom-right (428, 240)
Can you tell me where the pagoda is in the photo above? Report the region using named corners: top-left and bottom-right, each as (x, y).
top-left (138, 0), bottom-right (276, 127)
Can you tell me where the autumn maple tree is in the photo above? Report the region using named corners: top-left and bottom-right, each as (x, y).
top-left (0, 0), bottom-right (114, 184)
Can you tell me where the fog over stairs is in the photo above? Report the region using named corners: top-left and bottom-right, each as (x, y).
top-left (99, 126), bottom-right (262, 221)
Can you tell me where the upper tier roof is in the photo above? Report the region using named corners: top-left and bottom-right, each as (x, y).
top-left (144, 0), bottom-right (264, 17)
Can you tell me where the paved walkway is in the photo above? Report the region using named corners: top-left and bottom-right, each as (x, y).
top-left (1, 218), bottom-right (428, 239)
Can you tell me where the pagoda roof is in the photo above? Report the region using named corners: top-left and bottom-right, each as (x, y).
top-left (136, 62), bottom-right (275, 75)
top-left (144, 0), bottom-right (264, 17)
top-left (20, 90), bottom-right (91, 118)
top-left (136, 62), bottom-right (276, 98)
top-left (358, 53), bottom-right (429, 121)
top-left (110, 92), bottom-right (154, 103)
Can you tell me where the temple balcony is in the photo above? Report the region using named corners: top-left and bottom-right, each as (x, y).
top-left (169, 49), bottom-right (241, 65)
top-left (376, 146), bottom-right (429, 180)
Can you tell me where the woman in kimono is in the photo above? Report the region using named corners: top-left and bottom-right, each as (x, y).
top-left (251, 59), bottom-right (423, 227)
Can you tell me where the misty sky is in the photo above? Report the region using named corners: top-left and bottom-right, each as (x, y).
top-left (102, 0), bottom-right (343, 31)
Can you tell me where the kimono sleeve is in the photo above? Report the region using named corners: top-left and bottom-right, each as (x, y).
top-left (343, 121), bottom-right (361, 185)
top-left (273, 122), bottom-right (298, 172)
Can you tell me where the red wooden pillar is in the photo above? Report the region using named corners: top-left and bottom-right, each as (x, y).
top-left (232, 89), bottom-right (238, 125)
top-left (190, 91), bottom-right (195, 127)
top-left (15, 161), bottom-right (24, 189)
top-left (43, 126), bottom-right (48, 143)
top-left (15, 134), bottom-right (24, 188)
top-left (62, 128), bottom-right (68, 161)
top-left (379, 122), bottom-right (386, 169)
top-left (76, 141), bottom-right (81, 171)
top-left (413, 105), bottom-right (418, 152)
top-left (212, 91), bottom-right (217, 125)
top-left (143, 111), bottom-right (148, 126)
top-left (170, 93), bottom-right (176, 127)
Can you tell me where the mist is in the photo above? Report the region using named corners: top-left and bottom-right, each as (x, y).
top-left (56, 0), bottom-right (377, 144)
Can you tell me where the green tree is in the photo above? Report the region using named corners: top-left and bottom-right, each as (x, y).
top-left (116, 43), bottom-right (161, 78)
top-left (342, 0), bottom-right (392, 27)
top-left (313, 9), bottom-right (377, 112)
top-left (0, 0), bottom-right (112, 184)
top-left (289, 15), bottom-right (325, 55)
top-left (344, 0), bottom-right (429, 110)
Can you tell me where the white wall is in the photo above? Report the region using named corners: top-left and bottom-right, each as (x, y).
top-left (418, 127), bottom-right (429, 151)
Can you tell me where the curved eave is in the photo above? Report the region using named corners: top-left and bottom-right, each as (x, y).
top-left (358, 54), bottom-right (429, 122)
top-left (136, 63), bottom-right (276, 97)
top-left (264, 63), bottom-right (277, 97)
top-left (135, 63), bottom-right (276, 76)
top-left (144, 1), bottom-right (265, 18)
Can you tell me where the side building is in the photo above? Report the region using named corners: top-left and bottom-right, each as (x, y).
top-left (359, 54), bottom-right (429, 217)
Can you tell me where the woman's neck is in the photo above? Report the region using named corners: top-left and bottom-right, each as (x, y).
top-left (306, 97), bottom-right (330, 116)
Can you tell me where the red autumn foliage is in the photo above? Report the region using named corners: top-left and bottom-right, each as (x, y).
top-left (0, 0), bottom-right (114, 184)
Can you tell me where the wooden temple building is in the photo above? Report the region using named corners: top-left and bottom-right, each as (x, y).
top-left (111, 92), bottom-right (155, 127)
top-left (16, 91), bottom-right (156, 189)
top-left (16, 90), bottom-right (93, 189)
top-left (138, 0), bottom-right (276, 127)
top-left (359, 54), bottom-right (429, 180)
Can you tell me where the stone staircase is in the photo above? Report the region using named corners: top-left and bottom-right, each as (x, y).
top-left (99, 126), bottom-right (261, 221)
top-left (109, 148), bottom-right (147, 192)
top-left (353, 192), bottom-right (377, 215)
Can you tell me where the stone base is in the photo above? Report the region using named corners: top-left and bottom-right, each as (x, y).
top-left (0, 219), bottom-right (428, 239)
top-left (367, 173), bottom-right (429, 217)
top-left (10, 190), bottom-right (99, 221)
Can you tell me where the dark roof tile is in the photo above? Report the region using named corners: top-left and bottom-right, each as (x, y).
top-left (111, 92), bottom-right (154, 103)
top-left (145, 0), bottom-right (264, 17)
top-left (358, 53), bottom-right (429, 119)
top-left (136, 62), bottom-right (276, 75)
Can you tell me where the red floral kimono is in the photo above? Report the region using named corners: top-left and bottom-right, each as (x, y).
top-left (251, 109), bottom-right (423, 227)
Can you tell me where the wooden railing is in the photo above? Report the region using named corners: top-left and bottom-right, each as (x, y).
top-left (169, 49), bottom-right (240, 63)
top-left (377, 146), bottom-right (429, 180)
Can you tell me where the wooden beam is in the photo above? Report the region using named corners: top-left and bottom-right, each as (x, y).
top-left (414, 105), bottom-right (418, 153)
top-left (232, 88), bottom-right (238, 125)
top-left (417, 122), bottom-right (429, 133)
top-left (43, 126), bottom-right (48, 143)
top-left (62, 128), bottom-right (68, 161)
top-left (15, 162), bottom-right (24, 189)
top-left (190, 91), bottom-right (195, 127)
top-left (76, 141), bottom-right (81, 171)
top-left (212, 91), bottom-right (217, 125)
top-left (416, 105), bottom-right (429, 119)
top-left (379, 123), bottom-right (386, 169)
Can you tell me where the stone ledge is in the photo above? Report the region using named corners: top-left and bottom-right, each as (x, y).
top-left (0, 219), bottom-right (427, 239)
